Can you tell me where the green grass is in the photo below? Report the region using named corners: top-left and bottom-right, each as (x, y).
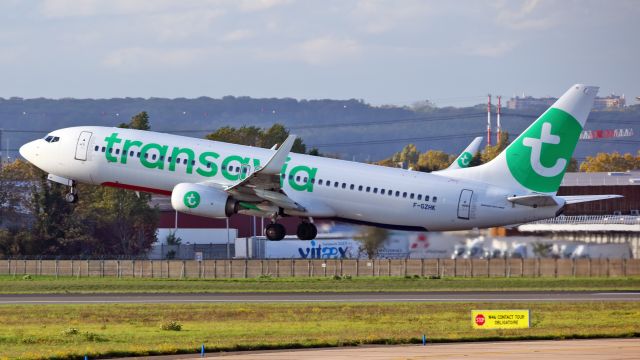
top-left (0, 275), bottom-right (639, 294)
top-left (0, 302), bottom-right (638, 359)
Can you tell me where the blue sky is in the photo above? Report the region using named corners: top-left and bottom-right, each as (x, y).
top-left (1, 0), bottom-right (638, 106)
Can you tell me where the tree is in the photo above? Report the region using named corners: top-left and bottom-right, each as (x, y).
top-left (391, 144), bottom-right (420, 169)
top-left (480, 132), bottom-right (509, 164)
top-left (205, 123), bottom-right (307, 154)
top-left (579, 152), bottom-right (640, 172)
top-left (355, 226), bottom-right (388, 259)
top-left (119, 111), bottom-right (150, 130)
top-left (417, 150), bottom-right (454, 172)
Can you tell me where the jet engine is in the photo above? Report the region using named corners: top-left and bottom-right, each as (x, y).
top-left (171, 183), bottom-right (238, 218)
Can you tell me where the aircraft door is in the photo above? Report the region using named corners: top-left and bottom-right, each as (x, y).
top-left (457, 189), bottom-right (473, 220)
top-left (75, 131), bottom-right (93, 161)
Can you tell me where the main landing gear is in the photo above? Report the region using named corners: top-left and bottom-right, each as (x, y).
top-left (264, 218), bottom-right (318, 241)
top-left (65, 182), bottom-right (78, 204)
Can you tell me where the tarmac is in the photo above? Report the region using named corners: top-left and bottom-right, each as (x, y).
top-left (114, 339), bottom-right (640, 360)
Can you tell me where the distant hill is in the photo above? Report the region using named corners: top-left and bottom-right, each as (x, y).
top-left (1, 97), bottom-right (638, 162)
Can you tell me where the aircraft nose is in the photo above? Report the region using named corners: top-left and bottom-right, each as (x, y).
top-left (19, 140), bottom-right (39, 164)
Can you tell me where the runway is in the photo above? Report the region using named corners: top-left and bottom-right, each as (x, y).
top-left (0, 291), bottom-right (639, 304)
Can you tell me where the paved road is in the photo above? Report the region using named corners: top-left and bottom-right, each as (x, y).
top-left (0, 291), bottom-right (639, 304)
top-left (181, 339), bottom-right (640, 360)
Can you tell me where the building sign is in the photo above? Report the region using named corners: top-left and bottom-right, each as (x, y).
top-left (471, 310), bottom-right (530, 329)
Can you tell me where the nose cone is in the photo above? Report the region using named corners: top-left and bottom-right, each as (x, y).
top-left (19, 140), bottom-right (39, 164)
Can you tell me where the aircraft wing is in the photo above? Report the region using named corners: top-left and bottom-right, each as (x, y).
top-left (222, 135), bottom-right (306, 212)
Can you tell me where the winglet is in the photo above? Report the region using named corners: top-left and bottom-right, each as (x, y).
top-left (261, 135), bottom-right (296, 174)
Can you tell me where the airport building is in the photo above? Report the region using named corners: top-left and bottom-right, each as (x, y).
top-left (507, 94), bottom-right (626, 110)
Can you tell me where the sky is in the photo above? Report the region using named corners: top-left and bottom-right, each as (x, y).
top-left (1, 0), bottom-right (638, 106)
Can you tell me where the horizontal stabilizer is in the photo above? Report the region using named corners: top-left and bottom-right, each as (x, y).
top-left (507, 194), bottom-right (560, 207)
top-left (558, 194), bottom-right (623, 204)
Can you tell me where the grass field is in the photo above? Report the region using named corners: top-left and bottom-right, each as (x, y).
top-left (1, 275), bottom-right (639, 294)
top-left (0, 302), bottom-right (638, 359)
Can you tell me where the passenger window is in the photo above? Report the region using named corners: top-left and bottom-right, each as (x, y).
top-left (433, 196), bottom-right (437, 203)
top-left (144, 153), bottom-right (149, 159)
top-left (318, 179), bottom-right (323, 185)
top-left (137, 152), bottom-right (141, 158)
top-left (160, 156), bottom-right (164, 161)
top-left (410, 193), bottom-right (414, 199)
top-left (191, 160), bottom-right (195, 166)
top-left (366, 186), bottom-right (370, 192)
top-left (183, 159), bottom-right (188, 165)
top-left (304, 177), bottom-right (308, 182)
top-left (395, 191), bottom-right (400, 197)
top-left (311, 178), bottom-right (315, 184)
top-left (288, 174), bottom-right (293, 180)
top-left (402, 192), bottom-right (407, 198)
top-left (373, 188), bottom-right (378, 194)
top-left (108, 148), bottom-right (112, 153)
top-left (102, 147), bottom-right (106, 152)
top-left (350, 184), bottom-right (355, 190)
top-left (381, 189), bottom-right (385, 195)
top-left (326, 181), bottom-right (331, 186)
top-left (151, 154), bottom-right (156, 160)
top-left (358, 185), bottom-right (363, 191)
top-left (94, 145), bottom-right (99, 151)
top-left (115, 149), bottom-right (120, 155)
top-left (334, 182), bottom-right (339, 188)
top-left (417, 194), bottom-right (422, 200)
top-left (281, 173), bottom-right (286, 178)
top-left (425, 195), bottom-right (430, 202)
top-left (342, 183), bottom-right (346, 189)
top-left (296, 176), bottom-right (301, 181)
top-left (207, 162), bottom-right (212, 168)
top-left (129, 151), bottom-right (134, 157)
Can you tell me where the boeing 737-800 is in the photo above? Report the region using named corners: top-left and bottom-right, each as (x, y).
top-left (19, 84), bottom-right (619, 240)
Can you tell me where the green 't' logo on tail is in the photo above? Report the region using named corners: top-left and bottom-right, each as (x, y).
top-left (506, 108), bottom-right (582, 193)
top-left (183, 191), bottom-right (201, 209)
top-left (457, 152), bottom-right (473, 168)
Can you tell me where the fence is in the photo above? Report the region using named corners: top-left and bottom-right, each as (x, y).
top-left (1, 258), bottom-right (639, 279)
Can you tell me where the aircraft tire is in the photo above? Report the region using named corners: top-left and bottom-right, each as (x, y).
top-left (265, 223), bottom-right (286, 241)
top-left (296, 222), bottom-right (317, 240)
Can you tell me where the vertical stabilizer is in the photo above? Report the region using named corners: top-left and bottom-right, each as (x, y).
top-left (445, 84), bottom-right (598, 194)
top-left (442, 136), bottom-right (483, 171)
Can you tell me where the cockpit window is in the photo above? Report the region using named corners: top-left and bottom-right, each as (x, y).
top-left (43, 136), bottom-right (60, 143)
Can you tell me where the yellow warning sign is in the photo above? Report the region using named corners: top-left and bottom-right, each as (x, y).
top-left (471, 310), bottom-right (530, 329)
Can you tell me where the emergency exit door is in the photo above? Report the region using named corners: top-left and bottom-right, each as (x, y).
top-left (75, 131), bottom-right (93, 161)
top-left (457, 189), bottom-right (473, 220)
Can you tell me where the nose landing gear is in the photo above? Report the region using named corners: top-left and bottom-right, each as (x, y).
top-left (65, 184), bottom-right (78, 204)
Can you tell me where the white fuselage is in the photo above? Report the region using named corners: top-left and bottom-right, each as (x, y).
top-left (20, 126), bottom-right (562, 231)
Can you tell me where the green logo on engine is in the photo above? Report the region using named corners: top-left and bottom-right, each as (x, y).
top-left (183, 191), bottom-right (201, 209)
top-left (506, 108), bottom-right (582, 193)
top-left (457, 152), bottom-right (473, 168)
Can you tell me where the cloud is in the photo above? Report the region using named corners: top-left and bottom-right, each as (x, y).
top-left (221, 29), bottom-right (254, 42)
top-left (352, 0), bottom-right (432, 34)
top-left (493, 0), bottom-right (558, 30)
top-left (237, 0), bottom-right (293, 12)
top-left (459, 40), bottom-right (518, 57)
top-left (256, 36), bottom-right (362, 66)
top-left (101, 47), bottom-right (206, 69)
top-left (38, 0), bottom-right (180, 18)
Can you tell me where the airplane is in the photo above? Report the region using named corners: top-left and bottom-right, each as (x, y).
top-left (440, 136), bottom-right (483, 171)
top-left (19, 84), bottom-right (620, 241)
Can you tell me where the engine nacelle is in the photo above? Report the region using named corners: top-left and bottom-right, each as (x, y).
top-left (171, 183), bottom-right (237, 218)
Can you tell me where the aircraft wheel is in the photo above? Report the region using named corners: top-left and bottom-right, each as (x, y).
top-left (296, 222), bottom-right (317, 240)
top-left (65, 192), bottom-right (78, 204)
top-left (265, 223), bottom-right (286, 241)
